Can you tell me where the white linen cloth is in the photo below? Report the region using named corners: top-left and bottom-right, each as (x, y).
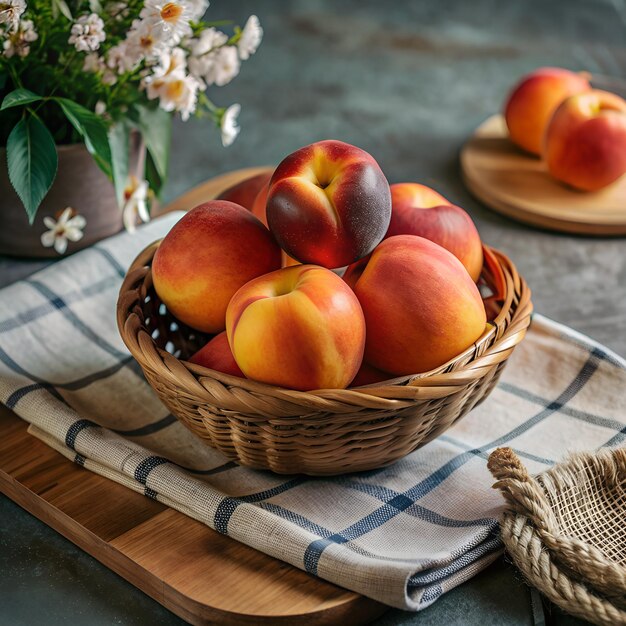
top-left (1, 213), bottom-right (624, 610)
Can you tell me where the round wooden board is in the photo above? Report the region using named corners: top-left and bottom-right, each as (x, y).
top-left (460, 115), bottom-right (626, 236)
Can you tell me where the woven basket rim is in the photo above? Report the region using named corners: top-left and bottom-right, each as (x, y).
top-left (117, 241), bottom-right (532, 402)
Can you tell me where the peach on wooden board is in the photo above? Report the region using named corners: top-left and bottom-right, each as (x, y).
top-left (345, 235), bottom-right (487, 375)
top-left (544, 90), bottom-right (626, 191)
top-left (152, 201), bottom-right (282, 334)
top-left (226, 264), bottom-right (366, 391)
top-left (188, 332), bottom-right (244, 378)
top-left (504, 67), bottom-right (590, 155)
top-left (386, 183), bottom-right (483, 281)
top-left (266, 140), bottom-right (392, 269)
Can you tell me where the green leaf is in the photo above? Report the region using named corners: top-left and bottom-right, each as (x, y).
top-left (7, 115), bottom-right (58, 223)
top-left (108, 121), bottom-right (130, 207)
top-left (0, 74), bottom-right (8, 90)
top-left (89, 0), bottom-right (103, 13)
top-left (1, 88), bottom-right (43, 111)
top-left (51, 0), bottom-right (72, 20)
top-left (56, 98), bottom-right (112, 178)
top-left (145, 150), bottom-right (164, 199)
top-left (133, 105), bottom-right (171, 183)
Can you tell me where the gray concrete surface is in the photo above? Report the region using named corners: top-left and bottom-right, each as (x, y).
top-left (1, 0), bottom-right (624, 623)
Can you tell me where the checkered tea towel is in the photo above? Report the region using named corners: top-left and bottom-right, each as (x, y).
top-left (1, 212), bottom-right (624, 611)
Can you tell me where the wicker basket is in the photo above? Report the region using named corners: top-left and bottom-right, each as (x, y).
top-left (488, 447), bottom-right (626, 626)
top-left (117, 243), bottom-right (532, 475)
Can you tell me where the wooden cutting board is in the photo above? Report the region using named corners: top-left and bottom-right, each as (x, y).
top-left (460, 115), bottom-right (626, 236)
top-left (0, 167), bottom-right (388, 625)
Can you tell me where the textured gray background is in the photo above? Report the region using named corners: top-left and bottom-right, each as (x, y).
top-left (1, 0), bottom-right (625, 623)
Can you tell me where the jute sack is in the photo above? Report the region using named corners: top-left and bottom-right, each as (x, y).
top-left (488, 446), bottom-right (626, 626)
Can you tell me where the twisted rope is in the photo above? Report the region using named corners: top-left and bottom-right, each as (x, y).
top-left (489, 447), bottom-right (626, 625)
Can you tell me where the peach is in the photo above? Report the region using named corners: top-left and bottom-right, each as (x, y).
top-left (389, 182), bottom-right (449, 209)
top-left (346, 235), bottom-right (486, 375)
top-left (349, 361), bottom-right (391, 387)
top-left (266, 140), bottom-right (392, 268)
top-left (188, 332), bottom-right (244, 378)
top-left (217, 171), bottom-right (272, 211)
top-left (226, 265), bottom-right (365, 391)
top-left (152, 201), bottom-right (281, 334)
top-left (251, 180), bottom-right (270, 226)
top-left (504, 67), bottom-right (590, 155)
top-left (251, 183), bottom-right (300, 268)
top-left (544, 90), bottom-right (626, 191)
top-left (386, 183), bottom-right (483, 281)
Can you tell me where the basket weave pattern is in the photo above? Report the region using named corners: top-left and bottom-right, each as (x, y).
top-left (489, 447), bottom-right (626, 625)
top-left (117, 243), bottom-right (532, 475)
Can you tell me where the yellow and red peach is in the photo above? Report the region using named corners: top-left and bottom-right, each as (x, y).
top-left (251, 180), bottom-right (270, 226)
top-left (389, 182), bottom-right (449, 209)
top-left (217, 171), bottom-right (272, 211)
top-left (251, 183), bottom-right (300, 268)
top-left (346, 235), bottom-right (487, 375)
top-left (152, 201), bottom-right (281, 334)
top-left (544, 90), bottom-right (626, 191)
top-left (504, 67), bottom-right (590, 155)
top-left (226, 264), bottom-right (365, 391)
top-left (349, 361), bottom-right (392, 387)
top-left (266, 140), bottom-right (392, 268)
top-left (386, 183), bottom-right (483, 281)
top-left (188, 331), bottom-right (244, 378)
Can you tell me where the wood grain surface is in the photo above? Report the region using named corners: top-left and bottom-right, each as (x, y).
top-left (0, 167), bottom-right (388, 625)
top-left (0, 406), bottom-right (386, 625)
top-left (460, 115), bottom-right (626, 236)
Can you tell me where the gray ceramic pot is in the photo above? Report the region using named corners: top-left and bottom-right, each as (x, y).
top-left (0, 144), bottom-right (123, 258)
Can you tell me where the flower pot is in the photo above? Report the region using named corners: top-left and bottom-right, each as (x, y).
top-left (0, 144), bottom-right (123, 258)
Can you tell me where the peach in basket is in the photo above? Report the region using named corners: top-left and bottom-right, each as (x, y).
top-left (117, 236), bottom-right (531, 476)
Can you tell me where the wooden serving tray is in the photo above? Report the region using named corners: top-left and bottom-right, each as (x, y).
top-left (0, 167), bottom-right (388, 625)
top-left (0, 399), bottom-right (384, 625)
top-left (460, 115), bottom-right (626, 236)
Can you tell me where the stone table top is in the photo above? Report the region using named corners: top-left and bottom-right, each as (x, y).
top-left (1, 0), bottom-right (623, 623)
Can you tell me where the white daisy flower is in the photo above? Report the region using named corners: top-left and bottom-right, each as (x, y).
top-left (106, 41), bottom-right (139, 74)
top-left (139, 0), bottom-right (194, 44)
top-left (122, 176), bottom-right (150, 233)
top-left (147, 72), bottom-right (201, 121)
top-left (69, 13), bottom-right (106, 53)
top-left (3, 18), bottom-right (37, 58)
top-left (220, 103), bottom-right (240, 147)
top-left (125, 18), bottom-right (168, 62)
top-left (40, 208), bottom-right (86, 255)
top-left (202, 45), bottom-right (239, 87)
top-left (144, 47), bottom-right (199, 119)
top-left (0, 0), bottom-right (26, 33)
top-left (150, 46), bottom-right (187, 79)
top-left (189, 27), bottom-right (227, 57)
top-left (237, 15), bottom-right (262, 60)
top-left (187, 0), bottom-right (209, 20)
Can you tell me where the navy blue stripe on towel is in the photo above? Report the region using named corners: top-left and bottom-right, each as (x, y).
top-left (213, 478), bottom-right (306, 535)
top-left (65, 419), bottom-right (98, 450)
top-left (134, 456), bottom-right (169, 485)
top-left (303, 351), bottom-right (600, 575)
